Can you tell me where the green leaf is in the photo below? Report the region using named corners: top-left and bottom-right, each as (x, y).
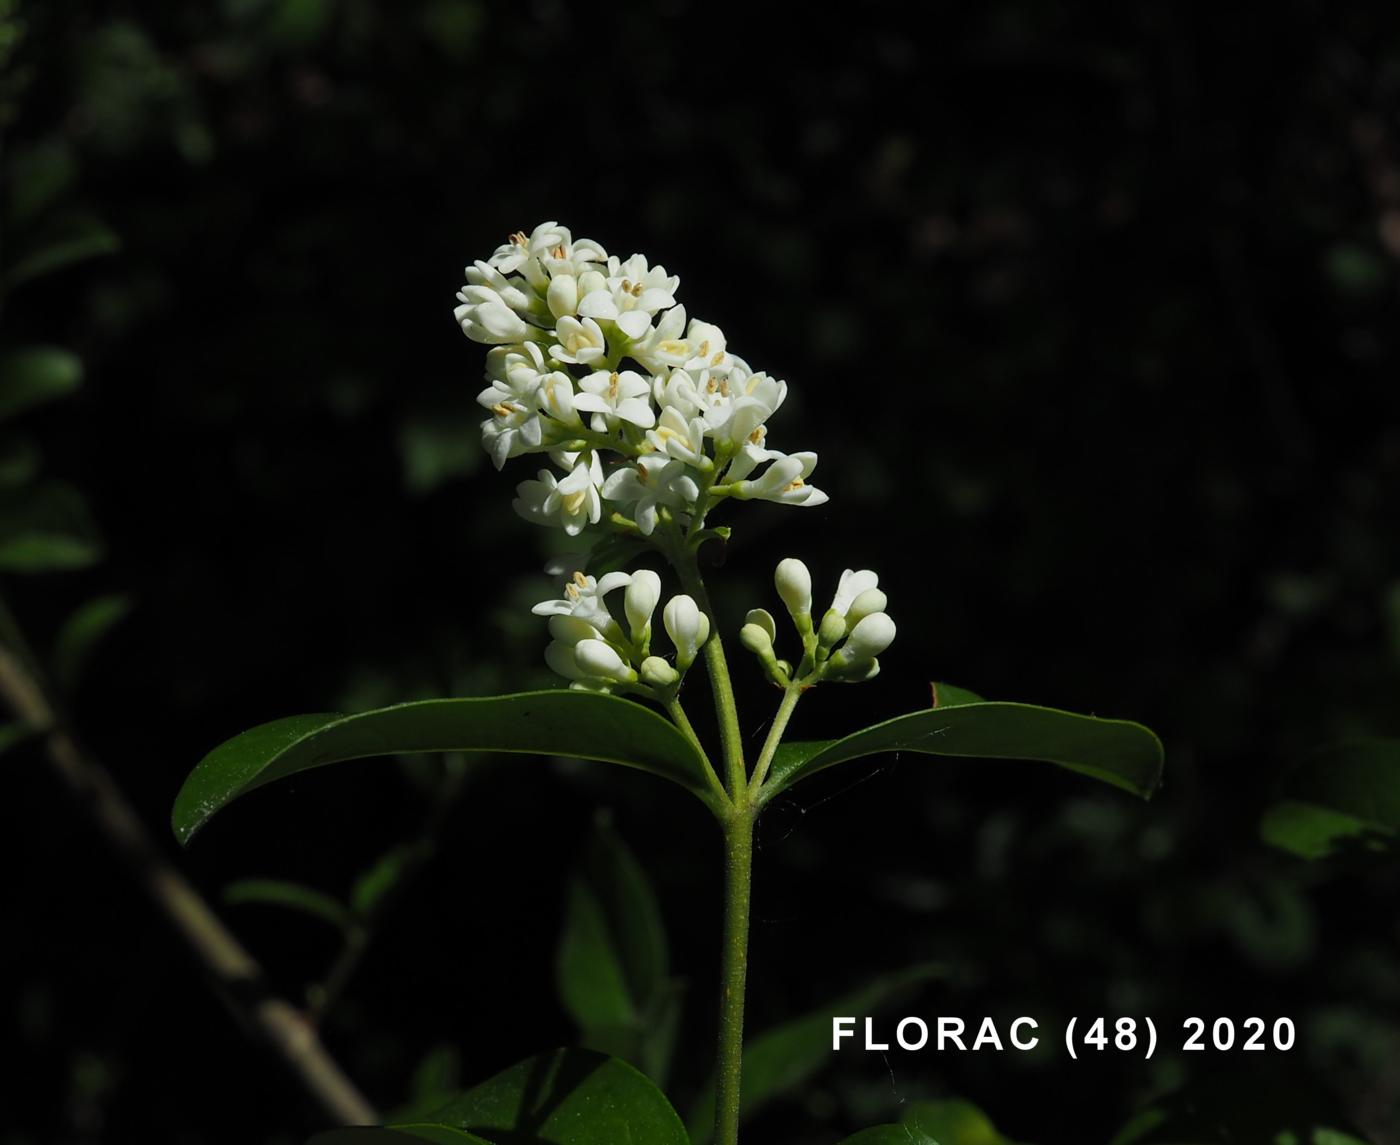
top-left (172, 691), bottom-right (715, 845)
top-left (52, 593), bottom-right (131, 689)
top-left (840, 1100), bottom-right (1016, 1145)
top-left (428, 1048), bottom-right (689, 1144)
top-left (930, 680), bottom-right (985, 708)
top-left (761, 701), bottom-right (1164, 807)
top-left (0, 346), bottom-right (82, 421)
top-left (1261, 740), bottom-right (1400, 859)
top-left (3, 211), bottom-right (119, 290)
top-left (557, 815), bottom-right (673, 1079)
top-left (0, 482), bottom-right (102, 572)
top-left (223, 878), bottom-right (350, 930)
top-left (687, 963), bottom-right (946, 1143)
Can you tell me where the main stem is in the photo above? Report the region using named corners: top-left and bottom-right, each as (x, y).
top-left (714, 805), bottom-right (755, 1145)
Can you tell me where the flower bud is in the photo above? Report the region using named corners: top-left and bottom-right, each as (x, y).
top-left (574, 639), bottom-right (636, 682)
top-left (845, 612), bottom-right (896, 660)
top-left (663, 594), bottom-right (710, 670)
top-left (775, 557), bottom-right (812, 620)
top-left (745, 608), bottom-right (777, 643)
top-left (547, 274), bottom-right (578, 319)
top-left (739, 623), bottom-right (774, 657)
top-left (544, 641), bottom-right (586, 680)
top-left (624, 570), bottom-right (662, 644)
top-left (846, 587), bottom-right (888, 628)
top-left (816, 609), bottom-right (847, 648)
top-left (639, 656), bottom-right (680, 688)
top-left (831, 568), bottom-right (879, 617)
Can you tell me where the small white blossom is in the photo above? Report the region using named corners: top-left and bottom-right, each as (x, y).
top-left (647, 406), bottom-right (709, 466)
top-left (731, 450), bottom-right (828, 507)
top-left (628, 305), bottom-right (691, 374)
top-left (577, 253), bottom-right (679, 335)
top-left (550, 316), bottom-right (609, 366)
top-left (455, 283), bottom-right (532, 344)
top-left (573, 370), bottom-right (656, 432)
top-left (533, 570), bottom-right (631, 634)
top-left (513, 459), bottom-right (602, 535)
top-left (599, 454), bottom-right (700, 535)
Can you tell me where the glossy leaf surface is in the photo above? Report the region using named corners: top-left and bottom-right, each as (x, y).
top-left (173, 692), bottom-right (714, 844)
top-left (762, 701), bottom-right (1163, 806)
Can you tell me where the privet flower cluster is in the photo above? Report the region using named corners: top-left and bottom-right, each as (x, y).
top-left (740, 560), bottom-right (896, 686)
top-left (532, 569), bottom-right (709, 696)
top-left (455, 222), bottom-right (828, 538)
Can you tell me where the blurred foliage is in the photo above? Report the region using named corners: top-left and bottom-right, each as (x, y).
top-left (3, 0), bottom-right (1400, 1142)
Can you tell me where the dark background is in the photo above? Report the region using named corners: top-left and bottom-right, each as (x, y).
top-left (4, 1), bottom-right (1400, 1142)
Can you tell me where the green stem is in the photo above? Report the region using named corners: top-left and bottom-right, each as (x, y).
top-left (748, 684), bottom-right (802, 797)
top-left (665, 695), bottom-right (730, 808)
top-left (714, 806), bottom-right (755, 1145)
top-left (661, 528), bottom-right (747, 797)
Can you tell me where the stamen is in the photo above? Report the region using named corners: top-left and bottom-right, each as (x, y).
top-left (572, 571), bottom-right (589, 588)
top-left (492, 402), bottom-right (513, 418)
top-left (608, 372), bottom-right (620, 399)
top-left (509, 230), bottom-right (527, 246)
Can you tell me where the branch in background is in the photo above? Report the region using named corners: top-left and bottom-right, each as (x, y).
top-left (0, 640), bottom-right (377, 1128)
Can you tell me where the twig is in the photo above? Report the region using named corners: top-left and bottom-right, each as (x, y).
top-left (0, 641), bottom-right (377, 1127)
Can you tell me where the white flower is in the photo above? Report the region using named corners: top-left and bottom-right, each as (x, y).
top-left (774, 557), bottom-right (812, 619)
top-left (827, 612), bottom-right (897, 678)
top-left (600, 454), bottom-right (700, 535)
top-left (550, 316), bottom-right (609, 367)
top-left (628, 305), bottom-right (691, 374)
top-left (455, 283), bottom-right (531, 344)
top-left (513, 459), bottom-right (602, 535)
top-left (573, 370), bottom-right (656, 432)
top-left (730, 450), bottom-right (828, 507)
top-left (487, 222), bottom-right (574, 275)
top-left (577, 253), bottom-right (679, 338)
top-left (532, 569), bottom-right (631, 633)
top-left (647, 406), bottom-right (709, 466)
top-left (480, 401), bottom-right (545, 469)
top-left (663, 594), bottom-right (710, 670)
top-left (681, 319), bottom-right (734, 374)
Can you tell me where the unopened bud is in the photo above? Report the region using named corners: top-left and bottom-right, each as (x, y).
top-left (624, 569), bottom-right (662, 644)
top-left (639, 656), bottom-right (680, 688)
top-left (846, 588), bottom-right (888, 628)
top-left (775, 557), bottom-right (813, 624)
top-left (574, 639), bottom-right (635, 683)
top-left (663, 594), bottom-right (711, 670)
top-left (817, 609), bottom-right (847, 648)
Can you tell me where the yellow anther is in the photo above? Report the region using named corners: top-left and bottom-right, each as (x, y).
top-left (552, 244), bottom-right (566, 259)
top-left (621, 279), bottom-right (632, 292)
top-left (562, 489), bottom-right (588, 515)
top-left (636, 464), bottom-right (649, 484)
top-left (608, 372), bottom-right (620, 399)
top-left (630, 281), bottom-right (644, 297)
top-left (697, 340), bottom-right (710, 357)
top-left (509, 230), bottom-right (527, 246)
top-left (711, 351), bottom-right (725, 366)
top-left (719, 379), bottom-right (730, 397)
top-left (572, 571), bottom-right (589, 588)
top-left (783, 477), bottom-right (805, 493)
top-left (492, 402), bottom-right (513, 418)
top-left (749, 427), bottom-right (766, 444)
